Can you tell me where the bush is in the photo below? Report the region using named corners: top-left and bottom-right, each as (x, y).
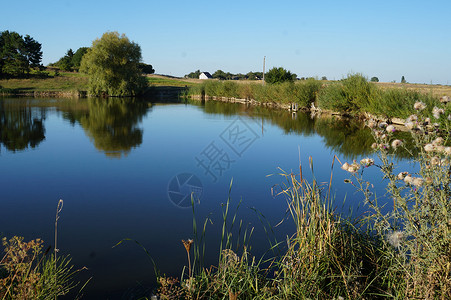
top-left (317, 73), bottom-right (379, 113)
top-left (265, 67), bottom-right (296, 84)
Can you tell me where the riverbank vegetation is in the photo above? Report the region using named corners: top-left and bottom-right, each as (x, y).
top-left (152, 101), bottom-right (451, 299)
top-left (188, 73), bottom-right (451, 126)
top-left (0, 200), bottom-right (83, 299)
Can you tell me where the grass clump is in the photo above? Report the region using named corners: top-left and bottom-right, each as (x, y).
top-left (0, 199), bottom-right (84, 299)
top-left (317, 73), bottom-right (379, 113)
top-left (0, 236), bottom-right (78, 299)
top-left (272, 168), bottom-right (382, 299)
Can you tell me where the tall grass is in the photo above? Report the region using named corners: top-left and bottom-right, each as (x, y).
top-left (188, 79), bottom-right (322, 107)
top-left (317, 73), bottom-right (379, 113)
top-left (155, 162), bottom-right (389, 299)
top-left (188, 74), bottom-right (449, 129)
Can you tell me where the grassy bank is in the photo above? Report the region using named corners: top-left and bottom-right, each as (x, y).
top-left (0, 73), bottom-right (194, 95)
top-left (189, 74), bottom-right (451, 126)
top-left (0, 71), bottom-right (89, 94)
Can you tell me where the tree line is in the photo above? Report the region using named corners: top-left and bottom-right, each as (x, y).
top-left (186, 67), bottom-right (298, 84)
top-left (185, 70), bottom-right (264, 80)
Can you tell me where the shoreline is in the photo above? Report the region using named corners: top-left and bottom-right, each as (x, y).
top-left (188, 93), bottom-right (410, 129)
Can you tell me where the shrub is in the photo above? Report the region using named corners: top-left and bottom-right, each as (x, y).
top-left (265, 67), bottom-right (296, 84)
top-left (317, 73), bottom-right (379, 113)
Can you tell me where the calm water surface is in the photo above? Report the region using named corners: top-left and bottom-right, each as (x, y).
top-left (0, 98), bottom-right (403, 298)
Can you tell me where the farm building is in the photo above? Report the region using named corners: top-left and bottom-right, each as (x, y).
top-left (199, 72), bottom-right (213, 80)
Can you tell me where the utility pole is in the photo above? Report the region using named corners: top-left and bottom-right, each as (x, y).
top-left (262, 56), bottom-right (266, 85)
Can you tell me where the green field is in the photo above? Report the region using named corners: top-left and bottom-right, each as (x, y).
top-left (0, 71), bottom-right (89, 92)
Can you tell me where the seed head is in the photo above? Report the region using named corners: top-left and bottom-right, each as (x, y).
top-left (386, 125), bottom-right (395, 133)
top-left (431, 156), bottom-right (440, 166)
top-left (436, 145), bottom-right (445, 153)
top-left (388, 231), bottom-right (404, 248)
top-left (424, 143), bottom-right (435, 152)
top-left (397, 172), bottom-right (408, 180)
top-left (432, 106), bottom-right (445, 119)
top-left (414, 101), bottom-right (426, 110)
top-left (182, 239), bottom-right (193, 253)
top-left (432, 137), bottom-right (444, 146)
top-left (405, 121), bottom-right (415, 130)
top-left (360, 158), bottom-right (374, 167)
top-left (407, 114), bottom-right (418, 122)
top-left (341, 162), bottom-right (350, 171)
top-left (367, 119), bottom-right (377, 129)
top-left (404, 174), bottom-right (413, 184)
top-left (440, 96), bottom-right (450, 104)
top-left (412, 177), bottom-right (424, 187)
top-left (391, 139), bottom-right (403, 149)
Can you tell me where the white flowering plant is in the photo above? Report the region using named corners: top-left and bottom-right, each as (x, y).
top-left (341, 100), bottom-right (451, 298)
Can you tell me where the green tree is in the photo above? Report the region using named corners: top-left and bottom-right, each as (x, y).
top-left (246, 71), bottom-right (262, 80)
top-left (401, 76), bottom-right (406, 83)
top-left (80, 31), bottom-right (147, 96)
top-left (0, 31), bottom-right (42, 77)
top-left (370, 77), bottom-right (379, 82)
top-left (57, 49), bottom-right (74, 71)
top-left (0, 31), bottom-right (27, 77)
top-left (185, 70), bottom-right (201, 79)
top-left (235, 73), bottom-right (246, 80)
top-left (265, 67), bottom-right (296, 84)
top-left (71, 47), bottom-right (89, 70)
top-left (212, 69), bottom-right (226, 80)
top-left (138, 63), bottom-right (155, 74)
top-left (23, 35), bottom-right (42, 70)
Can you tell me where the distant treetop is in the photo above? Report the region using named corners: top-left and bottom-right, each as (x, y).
top-left (265, 67), bottom-right (296, 84)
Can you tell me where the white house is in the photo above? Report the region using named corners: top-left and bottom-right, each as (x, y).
top-left (199, 72), bottom-right (213, 80)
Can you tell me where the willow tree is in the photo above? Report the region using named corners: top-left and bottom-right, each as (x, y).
top-left (80, 32), bottom-right (147, 96)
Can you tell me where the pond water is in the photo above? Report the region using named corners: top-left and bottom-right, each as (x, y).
top-left (0, 97), bottom-right (406, 298)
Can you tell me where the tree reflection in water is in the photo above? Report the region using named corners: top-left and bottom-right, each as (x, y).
top-left (0, 100), bottom-right (46, 152)
top-left (0, 98), bottom-right (413, 159)
top-left (74, 98), bottom-right (149, 158)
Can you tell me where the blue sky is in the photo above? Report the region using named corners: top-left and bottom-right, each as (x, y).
top-left (2, 0), bottom-right (450, 84)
